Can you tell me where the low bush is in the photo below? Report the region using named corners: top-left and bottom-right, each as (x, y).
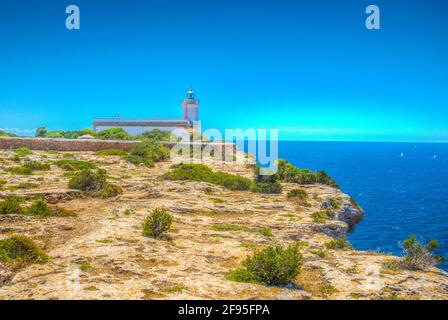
top-left (226, 244), bottom-right (302, 286)
top-left (134, 129), bottom-right (173, 142)
top-left (26, 199), bottom-right (53, 217)
top-left (276, 159), bottom-right (338, 188)
top-left (163, 163), bottom-right (252, 191)
top-left (7, 166), bottom-right (32, 175)
top-left (54, 160), bottom-right (96, 171)
top-left (0, 235), bottom-right (48, 264)
top-left (95, 149), bottom-right (129, 156)
top-left (287, 188), bottom-right (308, 200)
top-left (0, 179), bottom-right (7, 188)
top-left (68, 169), bottom-right (107, 193)
top-left (311, 209), bottom-right (335, 223)
top-left (0, 196), bottom-right (24, 215)
top-left (400, 234), bottom-right (445, 270)
top-left (126, 139), bottom-right (170, 167)
top-left (250, 181), bottom-right (283, 194)
top-left (213, 172), bottom-right (253, 191)
top-left (96, 128), bottom-right (131, 140)
top-left (102, 183), bottom-right (123, 198)
top-left (142, 208), bottom-right (173, 239)
top-left (11, 182), bottom-right (38, 190)
top-left (13, 147), bottom-right (33, 157)
top-left (325, 238), bottom-right (351, 250)
top-left (6, 161), bottom-right (48, 175)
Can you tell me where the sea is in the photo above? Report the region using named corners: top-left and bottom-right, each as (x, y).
top-left (244, 141), bottom-right (448, 271)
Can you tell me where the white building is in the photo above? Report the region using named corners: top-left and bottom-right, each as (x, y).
top-left (93, 89), bottom-right (200, 136)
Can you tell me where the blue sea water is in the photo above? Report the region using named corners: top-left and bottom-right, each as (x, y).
top-left (246, 141), bottom-right (448, 271)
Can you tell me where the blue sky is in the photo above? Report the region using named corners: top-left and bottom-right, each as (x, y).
top-left (1, 0), bottom-right (447, 141)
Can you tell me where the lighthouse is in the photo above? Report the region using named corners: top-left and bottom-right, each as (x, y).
top-left (182, 88), bottom-right (200, 123)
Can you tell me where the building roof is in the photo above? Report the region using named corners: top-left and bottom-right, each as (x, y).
top-left (93, 118), bottom-right (191, 128)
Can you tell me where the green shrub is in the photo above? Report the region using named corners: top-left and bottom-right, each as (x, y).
top-left (0, 235), bottom-right (48, 264)
top-left (226, 244), bottom-right (302, 286)
top-left (275, 159), bottom-right (338, 188)
top-left (382, 259), bottom-right (401, 271)
top-left (135, 129), bottom-right (173, 142)
top-left (13, 182), bottom-right (38, 190)
top-left (68, 169), bottom-right (107, 193)
top-left (325, 238), bottom-right (351, 250)
top-left (13, 147), bottom-right (33, 157)
top-left (163, 163), bottom-right (252, 191)
top-left (142, 208), bottom-right (173, 239)
top-left (250, 181), bottom-right (283, 194)
top-left (95, 149), bottom-right (129, 156)
top-left (54, 160), bottom-right (96, 171)
top-left (213, 172), bottom-right (253, 191)
top-left (400, 234), bottom-right (445, 270)
top-left (7, 166), bottom-right (32, 175)
top-left (126, 139), bottom-right (170, 166)
top-left (125, 154), bottom-right (154, 167)
top-left (6, 161), bottom-right (49, 175)
top-left (23, 161), bottom-right (50, 171)
top-left (102, 183), bottom-right (123, 198)
top-left (311, 209), bottom-right (335, 223)
top-left (287, 188), bottom-right (308, 200)
top-left (349, 197), bottom-right (361, 211)
top-left (0, 179), bottom-right (7, 188)
top-left (96, 128), bottom-right (131, 140)
top-left (329, 198), bottom-right (341, 209)
top-left (0, 196), bottom-right (24, 215)
top-left (311, 211), bottom-right (328, 223)
top-left (26, 199), bottom-right (52, 217)
top-left (35, 126), bottom-right (47, 137)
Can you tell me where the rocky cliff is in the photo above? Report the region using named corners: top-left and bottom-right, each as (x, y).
top-left (0, 149), bottom-right (447, 300)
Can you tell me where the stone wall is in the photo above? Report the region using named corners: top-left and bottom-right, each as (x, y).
top-left (0, 137), bottom-right (236, 153)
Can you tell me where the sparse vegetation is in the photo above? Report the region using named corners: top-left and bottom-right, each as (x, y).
top-left (0, 196), bottom-right (24, 215)
top-left (54, 159), bottom-right (96, 171)
top-left (95, 149), bottom-right (129, 156)
top-left (250, 181), bottom-right (283, 194)
top-left (7, 161), bottom-right (50, 175)
top-left (226, 244), bottom-right (302, 286)
top-left (163, 163), bottom-right (252, 191)
top-left (311, 209), bottom-right (335, 223)
top-left (142, 208), bottom-right (173, 239)
top-left (26, 199), bottom-right (53, 217)
top-left (309, 249), bottom-right (326, 258)
top-left (275, 159), bottom-right (338, 188)
top-left (13, 182), bottom-right (38, 190)
top-left (399, 234), bottom-right (445, 270)
top-left (68, 169), bottom-right (107, 194)
top-left (212, 223), bottom-right (272, 237)
top-left (325, 238), bottom-right (351, 250)
top-left (102, 183), bottom-right (123, 198)
top-left (0, 235), bottom-right (48, 264)
top-left (80, 262), bottom-right (92, 271)
top-left (126, 139), bottom-right (170, 167)
top-left (287, 188), bottom-right (309, 202)
top-left (96, 128), bottom-right (132, 140)
top-left (13, 147), bottom-right (33, 157)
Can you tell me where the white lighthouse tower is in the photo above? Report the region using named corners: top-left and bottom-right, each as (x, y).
top-left (182, 88), bottom-right (200, 124)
